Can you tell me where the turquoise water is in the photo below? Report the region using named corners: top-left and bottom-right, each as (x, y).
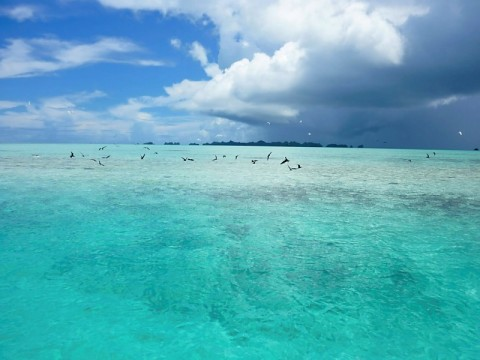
top-left (1, 144), bottom-right (479, 359)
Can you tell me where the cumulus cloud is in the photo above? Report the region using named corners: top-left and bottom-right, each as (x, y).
top-left (111, 41), bottom-right (305, 127)
top-left (98, 0), bottom-right (427, 66)
top-left (0, 37), bottom-right (166, 78)
top-left (95, 0), bottom-right (434, 127)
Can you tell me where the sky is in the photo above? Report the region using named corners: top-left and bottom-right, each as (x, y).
top-left (0, 0), bottom-right (479, 149)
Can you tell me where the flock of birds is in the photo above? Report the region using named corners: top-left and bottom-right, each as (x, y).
top-left (68, 147), bottom-right (303, 170)
top-left (67, 145), bottom-right (460, 169)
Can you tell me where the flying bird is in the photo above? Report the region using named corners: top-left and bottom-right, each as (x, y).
top-left (99, 146), bottom-right (107, 150)
top-left (212, 155), bottom-right (218, 161)
top-left (267, 152), bottom-right (272, 160)
top-left (141, 154), bottom-right (145, 159)
top-left (280, 157), bottom-right (289, 165)
top-left (458, 131), bottom-right (463, 136)
top-left (70, 152), bottom-right (75, 158)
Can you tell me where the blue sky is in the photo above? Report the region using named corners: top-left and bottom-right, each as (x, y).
top-left (1, 0), bottom-right (479, 149)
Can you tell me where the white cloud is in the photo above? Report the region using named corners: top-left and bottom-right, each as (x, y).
top-left (0, 111), bottom-right (44, 129)
top-left (0, 37), bottom-right (165, 78)
top-left (428, 95), bottom-right (462, 108)
top-left (189, 41), bottom-right (209, 66)
top-left (188, 41), bottom-right (221, 77)
top-left (170, 38), bottom-right (182, 49)
top-left (0, 100), bottom-right (25, 109)
top-left (94, 0), bottom-right (430, 128)
top-left (1, 5), bottom-right (41, 22)
top-left (98, 0), bottom-right (429, 66)
top-left (0, 89), bottom-right (260, 143)
top-left (0, 91), bottom-right (106, 128)
top-left (136, 59), bottom-right (165, 66)
top-left (110, 41), bottom-right (304, 126)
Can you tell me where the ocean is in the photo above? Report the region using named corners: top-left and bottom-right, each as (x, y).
top-left (1, 144), bottom-right (479, 359)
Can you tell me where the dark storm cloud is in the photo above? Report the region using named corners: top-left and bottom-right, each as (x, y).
top-left (286, 0), bottom-right (480, 148)
top-left (298, 1), bottom-right (480, 109)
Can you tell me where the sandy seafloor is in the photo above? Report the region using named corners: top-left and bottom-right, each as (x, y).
top-left (1, 144), bottom-right (479, 359)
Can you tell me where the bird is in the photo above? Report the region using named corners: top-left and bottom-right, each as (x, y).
top-left (426, 153), bottom-right (430, 158)
top-left (144, 146), bottom-right (150, 150)
top-left (187, 158), bottom-right (194, 161)
top-left (181, 157), bottom-right (187, 161)
top-left (80, 152), bottom-right (85, 157)
top-left (212, 155), bottom-right (218, 161)
top-left (70, 152), bottom-right (75, 158)
top-left (267, 152), bottom-right (272, 160)
top-left (99, 146), bottom-right (107, 150)
top-left (251, 159), bottom-right (258, 164)
top-left (297, 164), bottom-right (302, 169)
top-left (223, 155), bottom-right (226, 158)
top-left (235, 155), bottom-right (239, 160)
top-left (141, 154), bottom-right (145, 159)
top-left (90, 158), bottom-right (97, 162)
top-left (102, 155), bottom-right (110, 159)
top-left (280, 157), bottom-right (289, 164)
top-left (98, 160), bottom-right (105, 166)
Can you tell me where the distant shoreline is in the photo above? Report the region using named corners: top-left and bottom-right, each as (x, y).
top-left (201, 140), bottom-right (364, 148)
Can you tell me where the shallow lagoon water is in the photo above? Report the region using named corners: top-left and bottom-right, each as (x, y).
top-left (1, 144), bottom-right (479, 359)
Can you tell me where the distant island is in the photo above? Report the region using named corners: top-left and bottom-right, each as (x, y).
top-left (164, 142), bottom-right (180, 145)
top-left (203, 140), bottom-right (364, 148)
